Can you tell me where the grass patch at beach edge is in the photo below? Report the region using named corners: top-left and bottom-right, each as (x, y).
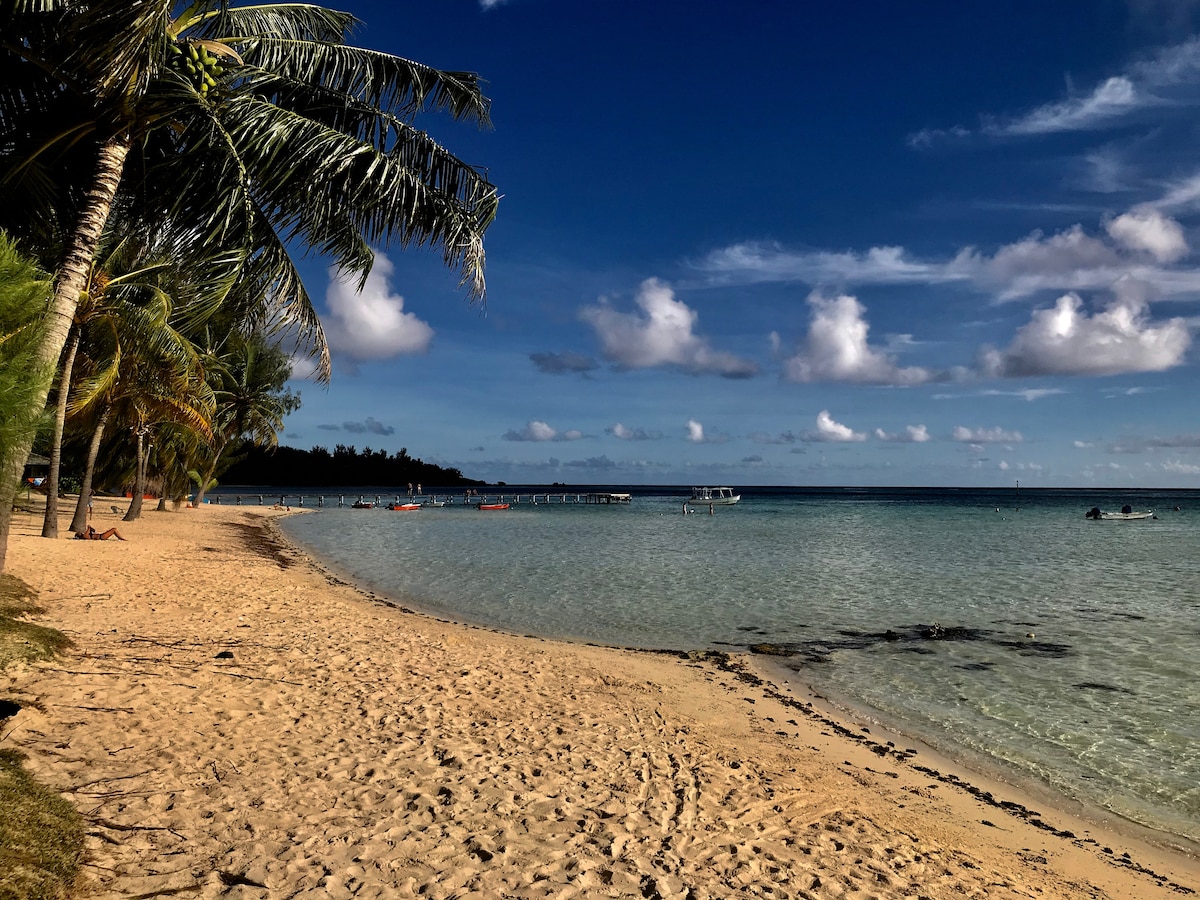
top-left (0, 572), bottom-right (84, 900)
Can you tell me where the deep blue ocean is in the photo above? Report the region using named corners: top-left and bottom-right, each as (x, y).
top-left (231, 485), bottom-right (1200, 847)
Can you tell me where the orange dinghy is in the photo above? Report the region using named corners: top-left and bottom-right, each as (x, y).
top-left (390, 503), bottom-right (421, 511)
top-left (477, 503), bottom-right (510, 510)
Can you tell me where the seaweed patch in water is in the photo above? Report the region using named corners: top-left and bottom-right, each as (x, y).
top-left (993, 638), bottom-right (1072, 658)
top-left (748, 623), bottom-right (1073, 664)
top-left (1074, 682), bottom-right (1134, 694)
top-left (748, 642), bottom-right (804, 658)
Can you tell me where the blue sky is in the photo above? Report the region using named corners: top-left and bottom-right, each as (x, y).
top-left (283, 0), bottom-right (1200, 487)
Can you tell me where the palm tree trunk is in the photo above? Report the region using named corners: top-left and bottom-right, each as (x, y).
top-left (192, 435), bottom-right (225, 507)
top-left (70, 406), bottom-right (111, 534)
top-left (42, 326), bottom-right (82, 538)
top-left (192, 458), bottom-right (218, 507)
top-left (124, 427), bottom-right (147, 522)
top-left (0, 134), bottom-right (131, 571)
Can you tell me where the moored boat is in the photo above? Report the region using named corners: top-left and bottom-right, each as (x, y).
top-left (1085, 505), bottom-right (1155, 520)
top-left (687, 487), bottom-right (740, 506)
top-left (351, 500), bottom-right (375, 509)
top-left (390, 503), bottom-right (421, 511)
top-left (477, 503), bottom-right (510, 510)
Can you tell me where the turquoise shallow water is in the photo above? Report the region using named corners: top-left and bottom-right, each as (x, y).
top-left (272, 486), bottom-right (1200, 845)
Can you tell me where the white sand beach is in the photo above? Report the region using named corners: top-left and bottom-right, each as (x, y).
top-left (3, 503), bottom-right (1197, 898)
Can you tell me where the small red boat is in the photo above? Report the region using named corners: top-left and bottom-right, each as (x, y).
top-left (477, 503), bottom-right (510, 510)
top-left (390, 503), bottom-right (421, 511)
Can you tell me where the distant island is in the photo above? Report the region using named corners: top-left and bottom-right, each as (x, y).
top-left (221, 444), bottom-right (485, 488)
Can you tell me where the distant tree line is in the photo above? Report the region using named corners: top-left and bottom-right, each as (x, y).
top-left (221, 444), bottom-right (484, 488)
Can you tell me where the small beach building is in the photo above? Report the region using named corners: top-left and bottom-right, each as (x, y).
top-left (23, 452), bottom-right (49, 486)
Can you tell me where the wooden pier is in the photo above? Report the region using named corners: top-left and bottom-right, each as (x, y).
top-left (207, 491), bottom-right (633, 508)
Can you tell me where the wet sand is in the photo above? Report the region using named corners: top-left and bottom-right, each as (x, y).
top-left (3, 502), bottom-right (1197, 898)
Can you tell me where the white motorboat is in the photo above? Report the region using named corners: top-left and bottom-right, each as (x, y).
top-left (687, 487), bottom-right (741, 506)
top-left (1085, 506), bottom-right (1155, 520)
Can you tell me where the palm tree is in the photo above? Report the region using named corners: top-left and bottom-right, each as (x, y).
top-left (113, 334), bottom-right (214, 522)
top-left (0, 0), bottom-right (499, 570)
top-left (0, 232), bottom-right (53, 507)
top-left (41, 232), bottom-right (242, 536)
top-left (63, 253), bottom-right (216, 531)
top-left (188, 330), bottom-right (299, 508)
top-left (66, 403), bottom-right (113, 533)
top-left (147, 420), bottom-right (211, 512)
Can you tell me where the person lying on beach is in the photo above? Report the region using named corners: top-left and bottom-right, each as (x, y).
top-left (74, 525), bottom-right (126, 541)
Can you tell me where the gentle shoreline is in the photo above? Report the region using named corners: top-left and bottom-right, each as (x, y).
top-left (275, 509), bottom-right (1200, 860)
top-left (749, 650), bottom-right (1200, 861)
top-left (3, 503), bottom-right (1198, 898)
top-left (275, 505), bottom-right (1200, 858)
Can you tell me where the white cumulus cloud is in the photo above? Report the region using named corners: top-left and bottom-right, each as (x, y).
top-left (1161, 460), bottom-right (1200, 475)
top-left (806, 410), bottom-right (866, 442)
top-left (953, 425), bottom-right (1024, 444)
top-left (979, 291), bottom-right (1190, 377)
top-left (502, 421), bottom-right (582, 442)
top-left (580, 278), bottom-right (757, 377)
top-left (783, 293), bottom-right (935, 385)
top-left (1106, 207), bottom-right (1188, 262)
top-left (287, 354), bottom-right (321, 381)
top-left (875, 424), bottom-right (932, 443)
top-left (324, 254), bottom-right (433, 362)
top-left (686, 419), bottom-right (705, 443)
top-left (954, 224), bottom-right (1128, 300)
top-left (609, 423), bottom-right (660, 441)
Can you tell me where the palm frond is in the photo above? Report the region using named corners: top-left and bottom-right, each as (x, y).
top-left (236, 216), bottom-right (331, 381)
top-left (2, 2), bottom-right (71, 12)
top-left (67, 351), bottom-right (120, 414)
top-left (228, 36), bottom-right (491, 125)
top-left (209, 3), bottom-right (356, 44)
top-left (216, 93), bottom-right (495, 295)
top-left (64, 0), bottom-right (174, 109)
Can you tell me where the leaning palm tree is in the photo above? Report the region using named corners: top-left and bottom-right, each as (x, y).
top-left (149, 421), bottom-right (210, 512)
top-left (63, 254), bottom-right (213, 532)
top-left (0, 0), bottom-right (499, 570)
top-left (110, 335), bottom-right (215, 522)
top-left (42, 232), bottom-right (242, 536)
